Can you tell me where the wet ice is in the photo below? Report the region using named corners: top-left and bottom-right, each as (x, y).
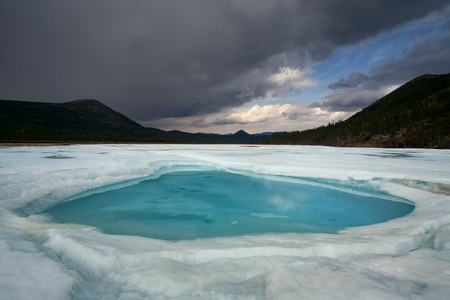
top-left (0, 144), bottom-right (449, 299)
top-left (46, 171), bottom-right (413, 240)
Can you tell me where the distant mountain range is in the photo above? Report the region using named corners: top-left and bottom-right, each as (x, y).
top-left (0, 98), bottom-right (279, 144)
top-left (263, 73), bottom-right (450, 148)
top-left (1, 73), bottom-right (449, 147)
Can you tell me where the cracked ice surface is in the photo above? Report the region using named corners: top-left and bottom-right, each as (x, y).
top-left (1, 144), bottom-right (450, 299)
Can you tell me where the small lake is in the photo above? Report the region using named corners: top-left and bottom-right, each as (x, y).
top-left (45, 171), bottom-right (414, 240)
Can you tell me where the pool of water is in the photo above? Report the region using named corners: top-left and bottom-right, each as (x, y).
top-left (45, 171), bottom-right (414, 240)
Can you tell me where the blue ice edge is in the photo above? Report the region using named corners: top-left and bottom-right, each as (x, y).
top-left (16, 163), bottom-right (414, 217)
top-left (43, 168), bottom-right (414, 240)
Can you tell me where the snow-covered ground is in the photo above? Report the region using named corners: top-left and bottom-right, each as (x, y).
top-left (1, 144), bottom-right (450, 299)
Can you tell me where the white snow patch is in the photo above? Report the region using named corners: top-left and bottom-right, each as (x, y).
top-left (0, 144), bottom-right (449, 299)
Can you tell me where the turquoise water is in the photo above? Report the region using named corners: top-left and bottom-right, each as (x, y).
top-left (46, 171), bottom-right (414, 240)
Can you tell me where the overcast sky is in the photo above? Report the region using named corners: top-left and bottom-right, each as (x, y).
top-left (1, 0), bottom-right (450, 134)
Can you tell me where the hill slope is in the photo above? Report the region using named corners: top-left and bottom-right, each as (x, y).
top-left (0, 99), bottom-right (176, 142)
top-left (263, 73), bottom-right (450, 148)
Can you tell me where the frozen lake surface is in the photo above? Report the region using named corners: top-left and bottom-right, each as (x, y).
top-left (1, 144), bottom-right (450, 299)
top-left (46, 171), bottom-right (413, 240)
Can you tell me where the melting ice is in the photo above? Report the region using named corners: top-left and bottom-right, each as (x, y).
top-left (1, 144), bottom-right (450, 299)
top-left (46, 171), bottom-right (413, 240)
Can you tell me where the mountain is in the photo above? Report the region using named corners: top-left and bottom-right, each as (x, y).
top-left (0, 99), bottom-right (181, 143)
top-left (0, 99), bottom-right (279, 144)
top-left (262, 73), bottom-right (450, 148)
top-left (169, 129), bottom-right (278, 143)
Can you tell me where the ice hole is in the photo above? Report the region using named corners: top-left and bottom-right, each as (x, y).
top-left (45, 171), bottom-right (414, 240)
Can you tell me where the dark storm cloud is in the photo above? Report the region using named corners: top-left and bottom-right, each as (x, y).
top-left (319, 88), bottom-right (394, 112)
top-left (328, 73), bottom-right (369, 90)
top-left (1, 0), bottom-right (449, 122)
top-left (369, 33), bottom-right (450, 87)
top-left (322, 32), bottom-right (450, 112)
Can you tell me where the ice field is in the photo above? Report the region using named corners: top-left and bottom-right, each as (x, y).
top-left (1, 144), bottom-right (450, 299)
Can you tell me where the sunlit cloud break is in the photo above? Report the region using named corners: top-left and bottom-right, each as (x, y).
top-left (210, 104), bottom-right (301, 125)
top-left (192, 104), bottom-right (349, 128)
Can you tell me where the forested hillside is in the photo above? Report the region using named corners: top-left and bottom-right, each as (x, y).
top-left (0, 99), bottom-right (177, 143)
top-left (263, 73), bottom-right (450, 148)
